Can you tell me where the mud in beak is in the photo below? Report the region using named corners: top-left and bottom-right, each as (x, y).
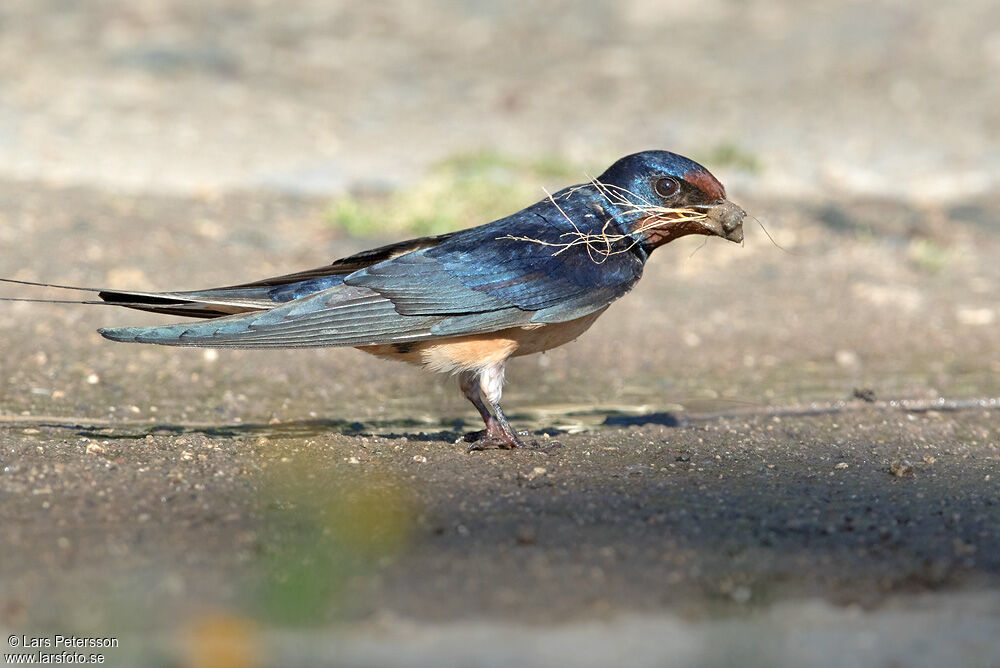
top-left (701, 200), bottom-right (746, 243)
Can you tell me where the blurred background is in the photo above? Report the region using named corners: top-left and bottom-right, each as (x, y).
top-left (5, 0), bottom-right (998, 200)
top-left (1, 1), bottom-right (999, 667)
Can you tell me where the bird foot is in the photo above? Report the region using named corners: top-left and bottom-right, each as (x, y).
top-left (466, 435), bottom-right (519, 451)
top-left (464, 429), bottom-right (562, 453)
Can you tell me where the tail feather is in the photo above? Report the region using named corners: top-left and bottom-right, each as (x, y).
top-left (0, 295), bottom-right (266, 318)
top-left (0, 277), bottom-right (275, 318)
top-left (1, 233), bottom-right (458, 321)
top-left (0, 297), bottom-right (112, 306)
top-left (0, 278), bottom-right (105, 292)
top-left (97, 289), bottom-right (273, 317)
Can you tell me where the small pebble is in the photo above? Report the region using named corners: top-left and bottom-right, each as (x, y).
top-left (889, 460), bottom-right (914, 477)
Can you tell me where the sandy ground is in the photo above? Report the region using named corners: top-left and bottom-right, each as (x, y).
top-left (1, 2), bottom-right (999, 667)
top-left (1, 182), bottom-right (998, 667)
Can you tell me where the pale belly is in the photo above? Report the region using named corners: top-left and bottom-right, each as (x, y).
top-left (358, 307), bottom-right (607, 373)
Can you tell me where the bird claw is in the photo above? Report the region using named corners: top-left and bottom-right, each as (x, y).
top-left (466, 435), bottom-right (518, 452)
top-left (464, 430), bottom-right (562, 453)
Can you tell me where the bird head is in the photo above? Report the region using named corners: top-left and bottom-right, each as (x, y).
top-left (594, 150), bottom-right (745, 248)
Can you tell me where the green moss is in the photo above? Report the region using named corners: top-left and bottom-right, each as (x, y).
top-left (907, 238), bottom-right (951, 274)
top-left (326, 151), bottom-right (588, 237)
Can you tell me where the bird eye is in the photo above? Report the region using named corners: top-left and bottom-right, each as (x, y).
top-left (654, 177), bottom-right (680, 198)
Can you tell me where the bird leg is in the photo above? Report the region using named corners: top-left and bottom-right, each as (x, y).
top-left (459, 363), bottom-right (559, 452)
top-left (458, 369), bottom-right (507, 444)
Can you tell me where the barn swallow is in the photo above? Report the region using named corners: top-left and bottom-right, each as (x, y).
top-left (2, 151), bottom-right (745, 450)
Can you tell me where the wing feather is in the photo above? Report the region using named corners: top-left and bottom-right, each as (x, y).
top-left (99, 185), bottom-right (646, 349)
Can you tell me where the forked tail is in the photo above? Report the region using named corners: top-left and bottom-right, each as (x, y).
top-left (0, 277), bottom-right (275, 318)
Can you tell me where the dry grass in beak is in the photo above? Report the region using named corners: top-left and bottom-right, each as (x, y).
top-left (498, 179), bottom-right (709, 264)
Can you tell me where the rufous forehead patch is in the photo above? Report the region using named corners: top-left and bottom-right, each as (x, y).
top-left (682, 169), bottom-right (726, 201)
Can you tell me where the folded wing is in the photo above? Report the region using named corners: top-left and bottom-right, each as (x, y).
top-left (99, 188), bottom-right (646, 348)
